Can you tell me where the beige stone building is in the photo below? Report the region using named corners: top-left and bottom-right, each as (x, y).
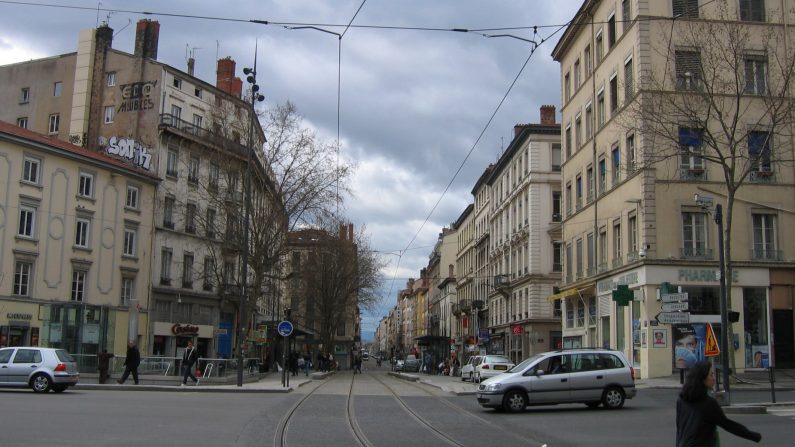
top-left (552, 0), bottom-right (795, 377)
top-left (0, 121), bottom-right (158, 360)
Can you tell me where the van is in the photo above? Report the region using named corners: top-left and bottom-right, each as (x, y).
top-left (476, 348), bottom-right (636, 413)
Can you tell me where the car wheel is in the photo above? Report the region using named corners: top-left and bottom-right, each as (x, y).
top-left (502, 390), bottom-right (527, 413)
top-left (475, 373), bottom-right (481, 383)
top-left (585, 401), bottom-right (601, 409)
top-left (31, 374), bottom-right (52, 393)
top-left (468, 372), bottom-right (473, 382)
top-left (601, 386), bottom-right (626, 409)
top-left (52, 384), bottom-right (68, 393)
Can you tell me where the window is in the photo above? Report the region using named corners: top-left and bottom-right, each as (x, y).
top-left (78, 172), bottom-right (94, 197)
top-left (75, 218), bottom-right (90, 248)
top-left (574, 59), bottom-right (581, 89)
top-left (163, 196), bottom-right (175, 228)
top-left (607, 13), bottom-right (616, 49)
top-left (173, 77), bottom-right (182, 89)
top-left (584, 45), bottom-right (592, 76)
top-left (185, 203), bottom-right (197, 234)
top-left (53, 81), bottom-right (62, 97)
top-left (14, 261), bottom-right (32, 296)
top-left (595, 30), bottom-right (603, 64)
top-left (622, 0), bottom-right (632, 31)
top-left (748, 131), bottom-right (772, 173)
top-left (223, 260), bottom-right (236, 286)
top-left (104, 106), bottom-right (114, 124)
top-left (106, 71), bottom-right (116, 87)
top-left (575, 115), bottom-right (582, 149)
top-left (23, 156), bottom-right (41, 184)
top-left (675, 50), bottom-right (702, 90)
top-left (564, 72), bottom-right (571, 103)
top-left (18, 205), bottom-right (36, 238)
top-left (744, 54), bottom-right (768, 95)
top-left (611, 144), bottom-right (621, 184)
top-left (613, 220), bottom-right (622, 261)
top-left (752, 214), bottom-right (776, 260)
top-left (183, 253), bottom-right (194, 288)
top-left (121, 277), bottom-right (134, 305)
top-left (192, 114), bottom-right (203, 131)
top-left (17, 117), bottom-right (28, 129)
top-left (575, 175), bottom-right (583, 209)
top-left (624, 57), bottom-right (634, 100)
top-left (609, 75), bottom-right (618, 112)
top-left (194, 87), bottom-right (202, 98)
top-left (171, 104), bottom-right (182, 120)
top-left (123, 228), bottom-right (137, 256)
top-left (626, 133), bottom-right (636, 173)
top-left (209, 163), bottom-right (220, 190)
top-left (203, 257), bottom-right (215, 290)
top-left (576, 238), bottom-right (583, 278)
top-left (553, 241), bottom-right (563, 272)
top-left (126, 185), bottom-right (139, 209)
top-left (597, 90), bottom-right (605, 127)
top-left (598, 157), bottom-right (607, 193)
top-left (629, 214), bottom-right (639, 255)
top-left (587, 233), bottom-right (595, 275)
top-left (20, 87), bottom-right (30, 103)
top-left (565, 183), bottom-right (572, 215)
top-left (673, 0), bottom-right (700, 18)
top-left (566, 243), bottom-right (573, 282)
top-left (188, 155), bottom-right (199, 183)
top-left (71, 270), bottom-right (86, 301)
top-left (551, 144), bottom-right (561, 171)
top-left (161, 249), bottom-right (173, 284)
top-left (740, 0), bottom-right (765, 21)
top-left (48, 113), bottom-right (60, 134)
top-left (585, 103), bottom-right (593, 139)
top-left (599, 227), bottom-right (608, 266)
top-left (682, 212), bottom-right (708, 257)
top-left (206, 208), bottom-right (216, 238)
top-left (552, 191), bottom-right (562, 221)
top-left (166, 149), bottom-right (178, 177)
top-left (565, 126), bottom-right (572, 158)
top-left (679, 127), bottom-right (705, 175)
top-left (586, 165), bottom-right (594, 202)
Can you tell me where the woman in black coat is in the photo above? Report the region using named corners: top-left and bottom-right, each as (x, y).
top-left (676, 361), bottom-right (761, 446)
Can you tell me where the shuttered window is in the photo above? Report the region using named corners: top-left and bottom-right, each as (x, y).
top-left (675, 50), bottom-right (702, 90)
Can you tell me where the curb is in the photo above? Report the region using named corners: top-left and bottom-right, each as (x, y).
top-left (388, 372), bottom-right (419, 382)
top-left (74, 384), bottom-right (294, 393)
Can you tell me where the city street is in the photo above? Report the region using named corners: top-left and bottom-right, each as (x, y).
top-left (0, 366), bottom-right (791, 446)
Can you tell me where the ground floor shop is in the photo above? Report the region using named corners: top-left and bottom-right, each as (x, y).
top-left (488, 322), bottom-right (562, 365)
top-left (556, 265), bottom-right (795, 378)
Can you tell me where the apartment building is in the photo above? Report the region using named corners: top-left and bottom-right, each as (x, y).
top-left (453, 204), bottom-right (476, 360)
top-left (0, 121), bottom-right (158, 358)
top-left (470, 165), bottom-right (494, 351)
top-left (0, 20), bottom-right (278, 360)
top-left (484, 106), bottom-right (563, 364)
top-left (552, 0), bottom-right (795, 377)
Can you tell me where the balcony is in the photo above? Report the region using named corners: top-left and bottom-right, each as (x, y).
top-left (202, 282), bottom-right (213, 291)
top-left (612, 256), bottom-right (624, 268)
top-left (576, 197), bottom-right (582, 211)
top-left (627, 251), bottom-right (641, 262)
top-left (679, 167), bottom-right (706, 181)
top-left (552, 213), bottom-right (562, 223)
top-left (160, 277), bottom-right (171, 286)
top-left (159, 114), bottom-right (249, 159)
top-left (598, 262), bottom-right (608, 273)
top-left (681, 246), bottom-right (714, 259)
top-left (751, 248), bottom-right (782, 261)
top-left (163, 221), bottom-right (175, 230)
top-left (750, 170), bottom-right (775, 183)
top-left (182, 280), bottom-right (193, 289)
top-left (185, 225), bottom-right (196, 234)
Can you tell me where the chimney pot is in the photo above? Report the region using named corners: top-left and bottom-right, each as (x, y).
top-left (540, 105), bottom-right (556, 125)
top-left (187, 58), bottom-right (195, 76)
top-left (134, 19), bottom-right (160, 60)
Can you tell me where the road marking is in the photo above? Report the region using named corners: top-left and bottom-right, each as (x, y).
top-left (767, 407), bottom-right (795, 420)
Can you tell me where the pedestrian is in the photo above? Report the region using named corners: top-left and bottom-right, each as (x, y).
top-left (424, 352), bottom-right (432, 374)
top-left (676, 361), bottom-right (762, 447)
top-left (297, 353), bottom-right (306, 376)
top-left (181, 340), bottom-right (199, 386)
top-left (354, 354), bottom-right (362, 374)
top-left (302, 352), bottom-right (311, 376)
top-left (117, 340), bottom-right (140, 385)
top-left (97, 349), bottom-right (114, 384)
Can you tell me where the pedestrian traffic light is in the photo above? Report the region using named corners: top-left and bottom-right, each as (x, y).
top-left (612, 284), bottom-right (633, 306)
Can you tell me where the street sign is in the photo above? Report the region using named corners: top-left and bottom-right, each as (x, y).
top-left (662, 301), bottom-right (689, 312)
top-left (705, 323), bottom-right (720, 357)
top-left (661, 292), bottom-right (688, 303)
top-left (656, 312), bottom-right (690, 324)
top-left (277, 320), bottom-right (294, 337)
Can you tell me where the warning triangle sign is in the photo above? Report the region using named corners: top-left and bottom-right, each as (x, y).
top-left (704, 323), bottom-right (720, 357)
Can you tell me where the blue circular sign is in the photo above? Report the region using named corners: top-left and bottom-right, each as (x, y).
top-left (277, 320), bottom-right (294, 337)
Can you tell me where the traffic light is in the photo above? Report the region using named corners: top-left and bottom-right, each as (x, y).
top-left (612, 284), bottom-right (633, 306)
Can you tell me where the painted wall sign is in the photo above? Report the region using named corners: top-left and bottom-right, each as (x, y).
top-left (117, 80), bottom-right (158, 112)
top-left (6, 313), bottom-right (33, 320)
top-left (677, 269), bottom-right (739, 283)
top-left (171, 324), bottom-right (199, 335)
top-left (597, 270), bottom-right (641, 294)
top-left (101, 136), bottom-right (153, 170)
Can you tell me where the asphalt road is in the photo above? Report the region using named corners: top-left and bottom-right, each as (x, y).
top-left (1, 369), bottom-right (790, 447)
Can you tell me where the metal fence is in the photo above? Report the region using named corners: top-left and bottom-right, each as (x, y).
top-left (72, 354), bottom-right (261, 378)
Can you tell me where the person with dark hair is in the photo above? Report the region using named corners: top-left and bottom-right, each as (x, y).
top-left (676, 361), bottom-right (761, 446)
top-left (117, 340), bottom-right (140, 385)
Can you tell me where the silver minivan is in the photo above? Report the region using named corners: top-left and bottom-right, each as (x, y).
top-left (476, 349), bottom-right (636, 412)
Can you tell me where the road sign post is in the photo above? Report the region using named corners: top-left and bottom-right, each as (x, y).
top-left (661, 292), bottom-right (688, 303)
top-left (656, 312), bottom-right (690, 324)
top-left (661, 301), bottom-right (689, 312)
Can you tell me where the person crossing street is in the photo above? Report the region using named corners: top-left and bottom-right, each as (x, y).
top-left (181, 341), bottom-right (199, 386)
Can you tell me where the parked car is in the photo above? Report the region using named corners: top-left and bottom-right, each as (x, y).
top-left (461, 355), bottom-right (482, 382)
top-left (395, 359), bottom-right (405, 372)
top-left (403, 354), bottom-right (421, 372)
top-left (476, 349), bottom-right (637, 413)
top-left (0, 347), bottom-right (79, 393)
top-left (473, 355), bottom-right (514, 382)
top-left (362, 352), bottom-right (369, 361)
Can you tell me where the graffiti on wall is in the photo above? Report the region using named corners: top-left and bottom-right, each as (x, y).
top-left (99, 136), bottom-right (153, 170)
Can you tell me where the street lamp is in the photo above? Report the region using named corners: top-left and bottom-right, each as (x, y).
top-left (694, 193), bottom-right (731, 403)
top-left (235, 52), bottom-right (266, 387)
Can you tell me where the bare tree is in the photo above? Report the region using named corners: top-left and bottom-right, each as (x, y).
top-left (620, 3), bottom-right (795, 371)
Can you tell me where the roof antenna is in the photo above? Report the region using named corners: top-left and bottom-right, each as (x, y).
top-left (96, 2), bottom-right (102, 27)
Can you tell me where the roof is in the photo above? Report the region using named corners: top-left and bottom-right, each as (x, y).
top-left (0, 121), bottom-right (160, 182)
top-left (551, 0), bottom-right (595, 61)
top-left (487, 124), bottom-right (561, 185)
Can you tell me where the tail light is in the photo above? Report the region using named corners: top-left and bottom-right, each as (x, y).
top-left (630, 367), bottom-right (635, 381)
top-left (54, 363), bottom-right (67, 372)
top-left (482, 364), bottom-right (490, 369)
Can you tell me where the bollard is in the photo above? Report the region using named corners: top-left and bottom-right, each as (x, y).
top-left (769, 367), bottom-right (776, 404)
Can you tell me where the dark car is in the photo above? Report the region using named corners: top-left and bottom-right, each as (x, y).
top-left (403, 355), bottom-right (421, 372)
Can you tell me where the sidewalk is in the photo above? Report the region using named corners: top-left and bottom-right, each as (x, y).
top-left (74, 371), bottom-right (318, 393)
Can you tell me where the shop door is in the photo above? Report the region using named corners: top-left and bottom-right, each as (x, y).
top-left (773, 310), bottom-right (794, 368)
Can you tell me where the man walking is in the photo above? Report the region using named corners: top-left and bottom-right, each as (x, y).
top-left (181, 340), bottom-right (199, 386)
top-left (117, 340), bottom-right (140, 385)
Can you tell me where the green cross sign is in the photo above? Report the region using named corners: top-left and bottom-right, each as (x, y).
top-left (612, 284), bottom-right (633, 306)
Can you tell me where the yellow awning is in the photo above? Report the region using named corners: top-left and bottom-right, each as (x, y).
top-left (547, 285), bottom-right (595, 302)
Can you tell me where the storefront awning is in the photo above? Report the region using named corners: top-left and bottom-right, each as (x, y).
top-left (547, 285), bottom-right (595, 302)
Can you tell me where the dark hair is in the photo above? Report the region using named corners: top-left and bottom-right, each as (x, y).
top-left (680, 361), bottom-right (712, 402)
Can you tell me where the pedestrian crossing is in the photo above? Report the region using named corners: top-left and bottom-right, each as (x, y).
top-left (767, 406), bottom-right (795, 420)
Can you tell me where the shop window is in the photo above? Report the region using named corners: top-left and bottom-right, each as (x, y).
top-left (743, 287), bottom-right (769, 368)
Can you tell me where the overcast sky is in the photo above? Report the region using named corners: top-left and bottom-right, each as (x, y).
top-left (0, 0), bottom-right (581, 340)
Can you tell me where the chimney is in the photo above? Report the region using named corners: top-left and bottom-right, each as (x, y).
top-left (134, 19), bottom-right (160, 60)
top-left (514, 124), bottom-right (525, 137)
top-left (187, 57), bottom-right (195, 76)
top-left (95, 23), bottom-right (113, 52)
top-left (540, 105), bottom-right (556, 125)
top-left (216, 57), bottom-right (243, 98)
top-left (448, 264), bottom-right (454, 278)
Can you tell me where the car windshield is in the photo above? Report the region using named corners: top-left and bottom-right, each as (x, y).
top-left (55, 350), bottom-right (76, 362)
top-left (506, 354), bottom-right (543, 373)
top-left (485, 356), bottom-right (511, 364)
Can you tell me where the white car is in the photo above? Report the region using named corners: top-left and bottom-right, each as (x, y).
top-left (474, 355), bottom-right (514, 382)
top-left (460, 355), bottom-right (482, 382)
